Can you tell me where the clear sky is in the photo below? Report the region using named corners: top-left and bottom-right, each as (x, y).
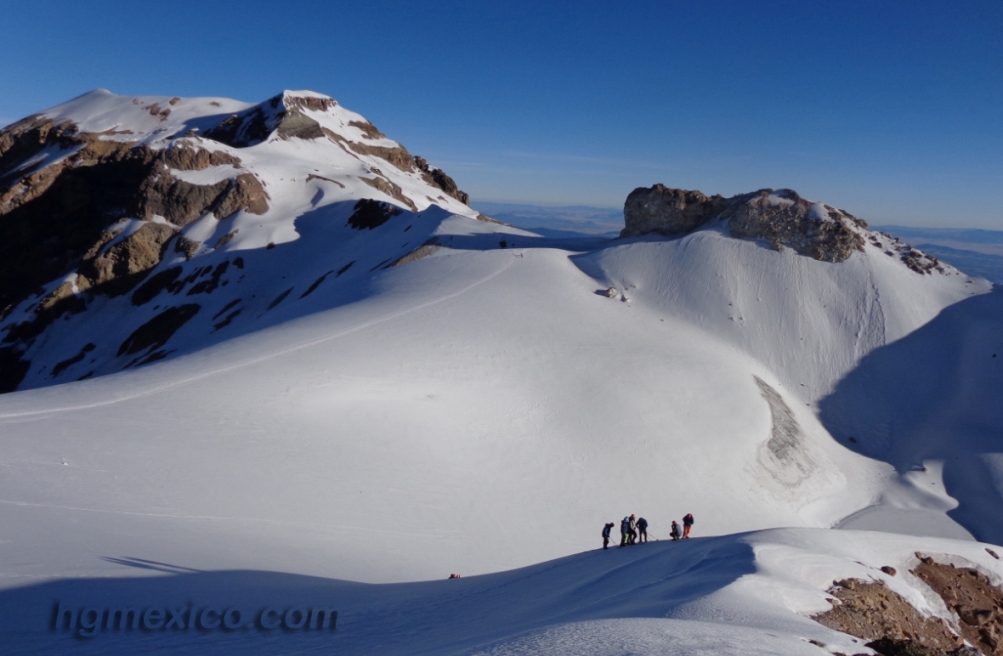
top-left (1, 0), bottom-right (1000, 228)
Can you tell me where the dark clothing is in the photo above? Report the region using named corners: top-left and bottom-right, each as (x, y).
top-left (637, 518), bottom-right (648, 543)
top-left (602, 523), bottom-right (613, 550)
top-left (683, 514), bottom-right (694, 538)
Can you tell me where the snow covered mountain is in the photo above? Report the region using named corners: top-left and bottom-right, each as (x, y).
top-left (0, 90), bottom-right (1001, 655)
top-left (0, 89), bottom-right (499, 392)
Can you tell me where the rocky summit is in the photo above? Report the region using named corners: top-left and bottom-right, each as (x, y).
top-left (0, 89), bottom-right (481, 393)
top-left (622, 184), bottom-right (943, 266)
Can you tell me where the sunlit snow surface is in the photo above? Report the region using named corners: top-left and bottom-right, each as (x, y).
top-left (1, 91), bottom-right (1001, 653)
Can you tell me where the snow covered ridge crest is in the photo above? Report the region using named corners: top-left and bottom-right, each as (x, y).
top-left (0, 89), bottom-right (482, 392)
top-left (623, 184), bottom-right (946, 272)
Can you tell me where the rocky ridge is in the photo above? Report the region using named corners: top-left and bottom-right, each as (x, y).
top-left (622, 184), bottom-right (946, 270)
top-left (0, 89), bottom-right (480, 393)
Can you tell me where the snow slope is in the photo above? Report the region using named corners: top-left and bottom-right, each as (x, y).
top-left (0, 90), bottom-right (1000, 654)
top-left (2, 528), bottom-right (1001, 655)
top-left (0, 224), bottom-right (993, 587)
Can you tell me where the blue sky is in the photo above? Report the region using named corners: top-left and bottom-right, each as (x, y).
top-left (1, 0), bottom-right (1000, 228)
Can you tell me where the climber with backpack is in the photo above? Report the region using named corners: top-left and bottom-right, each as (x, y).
top-left (602, 522), bottom-right (614, 550)
top-left (620, 516), bottom-right (630, 547)
top-left (628, 514), bottom-right (638, 545)
top-left (683, 513), bottom-right (694, 538)
top-left (670, 520), bottom-right (682, 541)
top-left (636, 516), bottom-right (649, 543)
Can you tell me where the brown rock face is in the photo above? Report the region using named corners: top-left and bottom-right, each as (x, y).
top-left (813, 578), bottom-right (965, 653)
top-left (414, 156), bottom-right (469, 205)
top-left (724, 189), bottom-right (866, 263)
top-left (812, 557), bottom-right (1003, 656)
top-left (622, 185), bottom-right (728, 237)
top-left (913, 556), bottom-right (1003, 655)
top-left (79, 223), bottom-right (179, 294)
top-left (621, 185), bottom-right (867, 263)
top-left (0, 110), bottom-right (271, 378)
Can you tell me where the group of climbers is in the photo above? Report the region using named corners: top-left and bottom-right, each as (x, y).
top-left (602, 513), bottom-right (693, 549)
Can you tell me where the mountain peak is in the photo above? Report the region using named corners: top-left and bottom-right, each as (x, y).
top-left (622, 184), bottom-right (946, 272)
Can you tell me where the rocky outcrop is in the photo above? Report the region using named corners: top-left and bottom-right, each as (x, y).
top-left (812, 556), bottom-right (1003, 656)
top-left (348, 199), bottom-right (402, 230)
top-left (0, 114), bottom-right (270, 366)
top-left (78, 223), bottom-right (179, 295)
top-left (204, 93), bottom-right (334, 147)
top-left (0, 89), bottom-right (477, 392)
top-left (621, 185), bottom-right (728, 237)
top-left (621, 185), bottom-right (867, 263)
top-left (414, 156), bottom-right (469, 205)
top-left (724, 189), bottom-right (866, 263)
top-left (360, 177), bottom-right (418, 211)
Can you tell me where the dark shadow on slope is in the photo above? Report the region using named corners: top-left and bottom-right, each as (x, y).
top-left (0, 537), bottom-right (754, 655)
top-left (818, 286), bottom-right (1003, 544)
top-left (4, 203), bottom-right (625, 393)
top-left (100, 557), bottom-right (203, 574)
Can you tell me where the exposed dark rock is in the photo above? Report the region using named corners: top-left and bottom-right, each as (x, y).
top-left (136, 169), bottom-right (268, 226)
top-left (214, 229), bottom-right (239, 249)
top-left (161, 142), bottom-right (242, 171)
top-left (174, 236), bottom-right (202, 260)
top-left (204, 93), bottom-right (335, 148)
top-left (913, 556), bottom-right (1003, 655)
top-left (347, 120), bottom-right (385, 140)
top-left (901, 249), bottom-right (941, 275)
top-left (813, 578), bottom-right (963, 653)
top-left (117, 304), bottom-right (200, 356)
top-left (348, 141), bottom-right (417, 173)
top-left (274, 110), bottom-right (326, 141)
top-left (348, 199), bottom-right (402, 230)
top-left (622, 184), bottom-right (728, 237)
top-left (390, 243), bottom-right (442, 268)
top-left (214, 173), bottom-right (269, 218)
top-left (814, 557), bottom-right (1003, 656)
top-left (305, 173), bottom-right (345, 188)
top-left (414, 156), bottom-right (470, 204)
top-left (79, 223), bottom-right (179, 295)
top-left (621, 185), bottom-right (868, 263)
top-left (866, 637), bottom-right (979, 656)
top-left (360, 176), bottom-right (418, 211)
top-left (203, 106), bottom-right (272, 148)
top-left (0, 109), bottom-right (271, 327)
top-left (725, 189), bottom-right (866, 263)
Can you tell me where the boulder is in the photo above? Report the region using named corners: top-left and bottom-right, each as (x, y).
top-left (621, 184), bottom-right (728, 237)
